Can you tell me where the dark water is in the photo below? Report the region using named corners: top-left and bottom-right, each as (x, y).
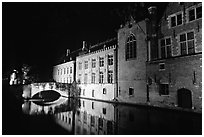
top-left (2, 82), bottom-right (202, 135)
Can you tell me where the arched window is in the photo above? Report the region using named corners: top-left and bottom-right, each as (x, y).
top-left (126, 34), bottom-right (137, 60)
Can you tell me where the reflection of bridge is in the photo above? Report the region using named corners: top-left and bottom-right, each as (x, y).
top-left (23, 82), bottom-right (71, 98)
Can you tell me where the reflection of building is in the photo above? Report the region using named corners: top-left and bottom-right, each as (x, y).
top-left (54, 111), bottom-right (74, 132)
top-left (76, 39), bottom-right (117, 100)
top-left (74, 99), bottom-right (116, 135)
top-left (146, 3), bottom-right (202, 112)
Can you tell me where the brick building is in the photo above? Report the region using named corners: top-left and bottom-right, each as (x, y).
top-left (76, 39), bottom-right (117, 101)
top-left (117, 18), bottom-right (148, 104)
top-left (146, 2), bottom-right (202, 112)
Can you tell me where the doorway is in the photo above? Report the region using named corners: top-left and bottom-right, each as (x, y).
top-left (177, 88), bottom-right (192, 109)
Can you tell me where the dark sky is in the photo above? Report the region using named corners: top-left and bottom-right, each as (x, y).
top-left (3, 2), bottom-right (167, 79)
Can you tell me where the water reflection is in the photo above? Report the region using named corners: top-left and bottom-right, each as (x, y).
top-left (22, 98), bottom-right (201, 135)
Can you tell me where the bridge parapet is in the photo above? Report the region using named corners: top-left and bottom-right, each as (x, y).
top-left (23, 82), bottom-right (72, 98)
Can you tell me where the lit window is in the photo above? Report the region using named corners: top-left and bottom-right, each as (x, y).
top-left (108, 55), bottom-right (113, 65)
top-left (129, 88), bottom-right (134, 96)
top-left (99, 72), bottom-right (104, 83)
top-left (108, 70), bottom-right (113, 83)
top-left (64, 68), bottom-right (66, 74)
top-left (160, 37), bottom-right (172, 58)
top-left (84, 61), bottom-right (88, 69)
top-left (179, 31), bottom-right (195, 55)
top-left (92, 59), bottom-right (96, 68)
top-left (99, 57), bottom-right (104, 67)
top-left (126, 34), bottom-right (137, 60)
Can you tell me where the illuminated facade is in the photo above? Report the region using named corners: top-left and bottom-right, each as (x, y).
top-left (76, 39), bottom-right (117, 101)
top-left (53, 61), bottom-right (75, 84)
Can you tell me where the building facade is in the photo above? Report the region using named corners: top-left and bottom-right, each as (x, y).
top-left (53, 61), bottom-right (75, 84)
top-left (53, 2), bottom-right (202, 112)
top-left (146, 2), bottom-right (202, 112)
top-left (76, 40), bottom-right (117, 101)
top-left (117, 18), bottom-right (148, 104)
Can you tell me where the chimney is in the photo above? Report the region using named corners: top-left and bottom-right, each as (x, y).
top-left (147, 6), bottom-right (158, 60)
top-left (66, 49), bottom-right (70, 56)
top-left (148, 6), bottom-right (157, 37)
top-left (82, 41), bottom-right (86, 50)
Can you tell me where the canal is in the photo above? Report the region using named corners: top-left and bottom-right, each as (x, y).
top-left (2, 82), bottom-right (202, 135)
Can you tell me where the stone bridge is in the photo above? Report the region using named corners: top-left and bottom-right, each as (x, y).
top-left (23, 82), bottom-right (72, 98)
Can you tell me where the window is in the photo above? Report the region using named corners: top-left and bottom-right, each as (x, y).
top-left (91, 73), bottom-right (96, 83)
top-left (99, 72), bottom-right (104, 83)
top-left (108, 54), bottom-right (113, 65)
top-left (126, 34), bottom-right (137, 60)
top-left (170, 12), bottom-right (183, 27)
top-left (84, 73), bottom-right (88, 84)
top-left (83, 89), bottom-right (85, 96)
top-left (64, 68), bottom-right (66, 74)
top-left (159, 63), bottom-right (165, 71)
top-left (78, 62), bottom-right (82, 70)
top-left (188, 5), bottom-right (202, 22)
top-left (92, 59), bottom-right (96, 68)
top-left (179, 31), bottom-right (195, 55)
top-left (92, 102), bottom-right (94, 109)
top-left (103, 88), bottom-right (106, 94)
top-left (159, 84), bottom-right (169, 95)
top-left (160, 37), bottom-right (172, 58)
top-left (102, 108), bottom-right (106, 115)
top-left (61, 69), bottom-right (62, 75)
top-left (70, 67), bottom-right (72, 74)
top-left (92, 90), bottom-right (94, 97)
top-left (67, 67), bottom-right (69, 74)
top-left (84, 61), bottom-right (88, 69)
top-left (91, 116), bottom-right (95, 127)
top-left (78, 74), bottom-right (81, 84)
top-left (99, 57), bottom-right (104, 67)
top-left (58, 69), bottom-right (59, 75)
top-left (129, 88), bottom-right (134, 96)
top-left (108, 70), bottom-right (113, 83)
top-left (70, 77), bottom-right (72, 83)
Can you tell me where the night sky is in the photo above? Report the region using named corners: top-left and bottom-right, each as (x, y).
top-left (3, 2), bottom-right (167, 80)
